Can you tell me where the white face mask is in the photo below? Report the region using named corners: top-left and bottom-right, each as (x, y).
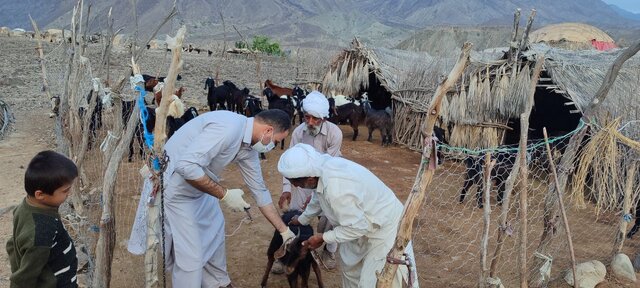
top-left (252, 132), bottom-right (275, 153)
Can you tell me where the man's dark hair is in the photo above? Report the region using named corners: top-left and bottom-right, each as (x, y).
top-left (255, 109), bottom-right (291, 133)
top-left (25, 150), bottom-right (78, 196)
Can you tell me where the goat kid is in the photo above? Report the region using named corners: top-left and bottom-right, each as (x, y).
top-left (261, 210), bottom-right (323, 288)
top-left (363, 100), bottom-right (393, 146)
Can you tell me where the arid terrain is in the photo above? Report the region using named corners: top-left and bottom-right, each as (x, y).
top-left (0, 35), bottom-right (638, 288)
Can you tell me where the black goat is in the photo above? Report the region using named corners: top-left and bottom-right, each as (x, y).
top-left (231, 87), bottom-right (250, 114)
top-left (208, 80), bottom-right (238, 111)
top-left (292, 86), bottom-right (306, 125)
top-left (204, 77), bottom-right (215, 101)
top-left (222, 80), bottom-right (241, 112)
top-left (459, 152), bottom-right (516, 208)
top-left (244, 96), bottom-right (266, 160)
top-left (78, 90), bottom-right (103, 149)
top-left (122, 100), bottom-right (147, 162)
top-left (327, 101), bottom-right (365, 141)
top-left (124, 100), bottom-right (198, 162)
top-left (265, 87), bottom-right (294, 150)
top-left (261, 210), bottom-right (323, 288)
top-left (363, 101), bottom-right (393, 146)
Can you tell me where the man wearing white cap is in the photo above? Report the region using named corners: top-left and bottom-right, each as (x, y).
top-left (274, 90), bottom-right (343, 272)
top-left (281, 143), bottom-right (418, 288)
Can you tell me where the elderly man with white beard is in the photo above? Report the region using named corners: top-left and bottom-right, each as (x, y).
top-left (272, 91), bottom-right (343, 273)
top-left (281, 143), bottom-right (418, 288)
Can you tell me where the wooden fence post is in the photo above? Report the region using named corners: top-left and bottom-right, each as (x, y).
top-left (376, 42), bottom-right (472, 288)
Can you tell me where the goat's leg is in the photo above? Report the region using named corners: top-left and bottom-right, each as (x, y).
top-left (496, 178), bottom-right (506, 205)
top-left (311, 259), bottom-right (324, 288)
top-left (459, 175), bottom-right (474, 203)
top-left (287, 274), bottom-right (299, 288)
top-left (352, 124), bottom-right (359, 141)
top-left (476, 180), bottom-right (484, 208)
top-left (128, 137), bottom-right (135, 162)
top-left (260, 257), bottom-right (275, 288)
top-left (135, 125), bottom-right (144, 159)
top-left (300, 261), bottom-right (311, 288)
top-left (627, 204), bottom-right (640, 239)
top-left (367, 126), bottom-right (373, 142)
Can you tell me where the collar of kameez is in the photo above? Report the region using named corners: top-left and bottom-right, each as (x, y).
top-left (315, 177), bottom-right (325, 194)
top-left (243, 117), bottom-right (254, 145)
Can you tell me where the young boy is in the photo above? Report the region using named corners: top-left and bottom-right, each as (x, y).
top-left (6, 150), bottom-right (79, 288)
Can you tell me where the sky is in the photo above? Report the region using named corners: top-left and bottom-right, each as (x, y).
top-left (602, 0), bottom-right (640, 13)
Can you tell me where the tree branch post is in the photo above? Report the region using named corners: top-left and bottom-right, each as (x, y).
top-left (376, 42), bottom-right (473, 288)
top-left (480, 153), bottom-right (495, 288)
top-left (543, 128), bottom-right (579, 288)
top-left (517, 56), bottom-right (545, 288)
top-left (144, 25), bottom-right (185, 288)
top-left (613, 161), bottom-right (636, 254)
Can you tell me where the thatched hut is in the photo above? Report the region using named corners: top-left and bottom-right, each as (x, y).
top-left (394, 43), bottom-right (640, 151)
top-left (321, 38), bottom-right (436, 110)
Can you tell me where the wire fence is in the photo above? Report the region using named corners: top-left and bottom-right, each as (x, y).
top-left (40, 26), bottom-right (640, 287)
top-left (411, 122), bottom-right (640, 287)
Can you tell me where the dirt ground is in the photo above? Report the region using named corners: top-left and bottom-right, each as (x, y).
top-left (0, 36), bottom-right (638, 288)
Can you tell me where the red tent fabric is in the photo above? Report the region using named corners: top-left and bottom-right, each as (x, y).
top-left (591, 39), bottom-right (617, 51)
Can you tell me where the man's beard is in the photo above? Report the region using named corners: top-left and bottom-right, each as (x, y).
top-left (307, 123), bottom-right (321, 136)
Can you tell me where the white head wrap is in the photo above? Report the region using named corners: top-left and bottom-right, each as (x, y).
top-left (302, 91), bottom-right (329, 118)
top-left (278, 143), bottom-right (330, 178)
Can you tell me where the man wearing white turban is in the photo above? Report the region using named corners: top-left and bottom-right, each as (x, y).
top-left (281, 143), bottom-right (418, 288)
top-left (274, 90), bottom-right (343, 273)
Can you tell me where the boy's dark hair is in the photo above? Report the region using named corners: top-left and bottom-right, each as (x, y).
top-left (24, 150), bottom-right (78, 196)
top-left (255, 109), bottom-right (291, 133)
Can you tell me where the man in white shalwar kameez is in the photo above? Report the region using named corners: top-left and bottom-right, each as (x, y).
top-left (281, 143), bottom-right (418, 288)
top-left (275, 91), bottom-right (343, 272)
top-left (163, 109), bottom-right (296, 288)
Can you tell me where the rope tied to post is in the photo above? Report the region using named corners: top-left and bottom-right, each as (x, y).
top-left (386, 253), bottom-right (417, 287)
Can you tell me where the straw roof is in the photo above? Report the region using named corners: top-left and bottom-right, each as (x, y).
top-left (393, 43), bottom-right (640, 150)
top-left (321, 38), bottom-right (434, 97)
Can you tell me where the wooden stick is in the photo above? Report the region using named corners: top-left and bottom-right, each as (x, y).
top-left (518, 9), bottom-right (536, 52)
top-left (219, 11), bottom-right (227, 58)
top-left (144, 26), bottom-right (185, 288)
top-left (613, 161), bottom-right (637, 254)
top-left (517, 56), bottom-right (545, 288)
top-left (480, 153), bottom-right (495, 288)
top-left (28, 15), bottom-right (54, 114)
top-left (92, 98), bottom-right (141, 288)
top-left (376, 42), bottom-right (472, 288)
top-left (508, 9), bottom-right (521, 62)
top-left (543, 127), bottom-right (579, 288)
top-left (586, 40), bottom-right (640, 118)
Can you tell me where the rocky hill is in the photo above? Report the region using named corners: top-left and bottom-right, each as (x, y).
top-left (1, 0), bottom-right (638, 48)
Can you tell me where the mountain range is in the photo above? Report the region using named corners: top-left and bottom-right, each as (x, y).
top-left (1, 0), bottom-right (638, 48)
